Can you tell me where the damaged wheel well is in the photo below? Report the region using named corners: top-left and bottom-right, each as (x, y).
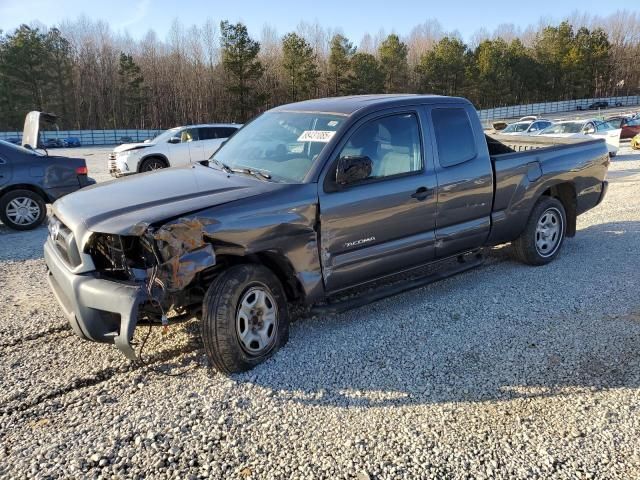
top-left (198, 252), bottom-right (304, 303)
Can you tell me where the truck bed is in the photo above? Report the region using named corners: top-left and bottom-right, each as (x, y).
top-left (485, 134), bottom-right (609, 245)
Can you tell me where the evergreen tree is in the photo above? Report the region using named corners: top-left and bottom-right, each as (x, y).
top-left (345, 52), bottom-right (385, 94)
top-left (378, 34), bottom-right (409, 93)
top-left (328, 34), bottom-right (355, 96)
top-left (220, 21), bottom-right (264, 122)
top-left (118, 53), bottom-right (146, 128)
top-left (415, 36), bottom-right (467, 96)
top-left (282, 33), bottom-right (319, 102)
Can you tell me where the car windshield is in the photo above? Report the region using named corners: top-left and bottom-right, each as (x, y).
top-left (0, 140), bottom-right (44, 156)
top-left (539, 122), bottom-right (584, 134)
top-left (211, 111), bottom-right (345, 182)
top-left (502, 122), bottom-right (531, 133)
top-left (150, 127), bottom-right (183, 143)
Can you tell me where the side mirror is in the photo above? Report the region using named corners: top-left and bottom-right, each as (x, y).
top-left (335, 155), bottom-right (372, 185)
top-left (168, 137), bottom-right (180, 144)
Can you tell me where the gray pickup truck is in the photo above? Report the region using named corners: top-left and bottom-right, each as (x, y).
top-left (44, 95), bottom-right (609, 373)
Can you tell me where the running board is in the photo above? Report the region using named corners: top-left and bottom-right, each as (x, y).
top-left (310, 251), bottom-right (484, 315)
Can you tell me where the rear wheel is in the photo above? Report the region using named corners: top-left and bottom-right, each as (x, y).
top-left (0, 189), bottom-right (47, 230)
top-left (513, 196), bottom-right (566, 266)
top-left (201, 264), bottom-right (289, 374)
top-left (139, 157), bottom-right (168, 172)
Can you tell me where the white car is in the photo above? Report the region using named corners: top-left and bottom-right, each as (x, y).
top-left (108, 124), bottom-right (241, 177)
top-left (536, 119), bottom-right (621, 157)
top-left (500, 119), bottom-right (553, 135)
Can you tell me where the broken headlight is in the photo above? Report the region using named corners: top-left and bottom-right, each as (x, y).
top-left (86, 233), bottom-right (157, 281)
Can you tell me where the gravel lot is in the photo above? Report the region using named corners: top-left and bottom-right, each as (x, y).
top-left (1, 145), bottom-right (639, 479)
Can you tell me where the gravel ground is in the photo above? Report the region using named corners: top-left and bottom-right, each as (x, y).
top-left (1, 145), bottom-right (639, 479)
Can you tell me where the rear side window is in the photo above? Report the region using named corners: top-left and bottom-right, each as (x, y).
top-left (199, 127), bottom-right (217, 140)
top-left (199, 127), bottom-right (238, 140)
top-left (216, 127), bottom-right (238, 138)
top-left (432, 108), bottom-right (477, 167)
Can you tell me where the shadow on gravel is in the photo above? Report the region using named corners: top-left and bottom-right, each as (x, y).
top-left (241, 221), bottom-right (640, 408)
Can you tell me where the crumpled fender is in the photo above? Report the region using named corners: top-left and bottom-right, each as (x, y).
top-left (147, 217), bottom-right (217, 291)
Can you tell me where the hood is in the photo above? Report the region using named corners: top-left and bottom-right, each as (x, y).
top-left (22, 111), bottom-right (58, 149)
top-left (53, 164), bottom-right (282, 247)
top-left (113, 142), bottom-right (153, 154)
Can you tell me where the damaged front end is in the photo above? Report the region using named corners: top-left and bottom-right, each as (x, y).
top-left (76, 218), bottom-right (219, 359)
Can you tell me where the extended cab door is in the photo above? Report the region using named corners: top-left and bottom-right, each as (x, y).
top-left (426, 105), bottom-right (494, 258)
top-left (318, 110), bottom-right (438, 293)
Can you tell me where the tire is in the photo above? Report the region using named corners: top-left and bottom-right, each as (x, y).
top-left (0, 189), bottom-right (47, 231)
top-left (201, 264), bottom-right (289, 374)
top-left (139, 157), bottom-right (168, 172)
top-left (513, 196), bottom-right (567, 266)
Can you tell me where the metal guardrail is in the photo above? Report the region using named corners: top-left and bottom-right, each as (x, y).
top-left (0, 129), bottom-right (163, 146)
top-left (1, 95), bottom-right (639, 145)
top-left (477, 95), bottom-right (640, 124)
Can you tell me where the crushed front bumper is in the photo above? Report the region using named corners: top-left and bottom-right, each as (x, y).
top-left (44, 238), bottom-right (145, 360)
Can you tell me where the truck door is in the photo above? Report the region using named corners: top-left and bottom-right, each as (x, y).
top-left (318, 110), bottom-right (438, 293)
top-left (426, 105), bottom-right (494, 258)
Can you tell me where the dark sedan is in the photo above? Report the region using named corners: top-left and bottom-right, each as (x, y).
top-left (606, 116), bottom-right (640, 139)
top-left (0, 140), bottom-right (95, 230)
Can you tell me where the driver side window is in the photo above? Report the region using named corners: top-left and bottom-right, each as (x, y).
top-left (337, 113), bottom-right (422, 180)
top-left (180, 129), bottom-right (197, 143)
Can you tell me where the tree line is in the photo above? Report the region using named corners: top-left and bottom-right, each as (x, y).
top-left (0, 11), bottom-right (638, 130)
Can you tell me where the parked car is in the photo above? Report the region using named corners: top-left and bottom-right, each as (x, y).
top-left (577, 101), bottom-right (609, 111)
top-left (500, 119), bottom-right (552, 135)
top-left (0, 140), bottom-right (94, 230)
top-left (605, 116), bottom-right (640, 139)
top-left (119, 136), bottom-right (134, 144)
top-left (631, 133), bottom-right (640, 150)
top-left (536, 119), bottom-right (621, 156)
top-left (45, 95), bottom-right (609, 373)
top-left (62, 137), bottom-right (81, 147)
top-left (41, 138), bottom-right (64, 149)
top-left (108, 124), bottom-right (242, 177)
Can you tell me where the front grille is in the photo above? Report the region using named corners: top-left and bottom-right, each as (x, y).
top-left (48, 216), bottom-right (81, 267)
top-left (108, 153), bottom-right (117, 173)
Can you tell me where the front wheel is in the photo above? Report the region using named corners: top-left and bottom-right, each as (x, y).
top-left (513, 196), bottom-right (567, 266)
top-left (139, 157), bottom-right (168, 172)
top-left (201, 264), bottom-right (289, 374)
top-left (0, 189), bottom-right (47, 230)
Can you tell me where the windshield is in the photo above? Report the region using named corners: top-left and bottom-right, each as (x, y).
top-left (150, 127), bottom-right (183, 143)
top-left (211, 111), bottom-right (345, 182)
top-left (502, 122), bottom-right (531, 133)
top-left (539, 122), bottom-right (584, 134)
top-left (0, 140), bottom-right (44, 156)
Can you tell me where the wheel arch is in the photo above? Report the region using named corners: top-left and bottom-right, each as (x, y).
top-left (539, 182), bottom-right (577, 237)
top-left (0, 183), bottom-right (51, 203)
top-left (197, 251), bottom-right (306, 303)
top-left (137, 154), bottom-right (170, 172)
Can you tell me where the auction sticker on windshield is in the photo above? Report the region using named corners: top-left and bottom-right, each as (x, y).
top-left (297, 130), bottom-right (336, 142)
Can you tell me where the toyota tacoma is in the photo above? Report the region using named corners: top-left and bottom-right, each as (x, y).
top-left (44, 95), bottom-right (609, 373)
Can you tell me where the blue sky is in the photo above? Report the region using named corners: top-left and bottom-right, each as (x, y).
top-left (0, 0), bottom-right (634, 43)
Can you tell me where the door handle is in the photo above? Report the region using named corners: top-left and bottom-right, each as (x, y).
top-left (411, 186), bottom-right (431, 201)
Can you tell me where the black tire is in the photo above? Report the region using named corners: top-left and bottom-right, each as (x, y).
top-left (513, 196), bottom-right (567, 266)
top-left (201, 264), bottom-right (289, 374)
top-left (0, 189), bottom-right (47, 231)
top-left (139, 157), bottom-right (168, 172)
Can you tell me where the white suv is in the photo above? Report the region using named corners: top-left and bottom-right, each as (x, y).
top-left (108, 124), bottom-right (241, 177)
